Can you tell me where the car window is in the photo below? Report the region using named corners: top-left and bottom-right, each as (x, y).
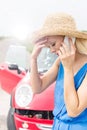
top-left (37, 48), bottom-right (58, 72)
top-left (5, 45), bottom-right (27, 69)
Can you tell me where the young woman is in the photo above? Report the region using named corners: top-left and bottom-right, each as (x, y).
top-left (30, 13), bottom-right (87, 130)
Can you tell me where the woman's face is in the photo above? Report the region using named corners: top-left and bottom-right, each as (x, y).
top-left (45, 35), bottom-right (64, 55)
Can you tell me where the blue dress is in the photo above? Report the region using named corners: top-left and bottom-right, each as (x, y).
top-left (52, 63), bottom-right (87, 130)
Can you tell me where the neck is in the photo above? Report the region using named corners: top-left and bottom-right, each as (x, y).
top-left (75, 51), bottom-right (84, 62)
top-left (74, 51), bottom-right (87, 68)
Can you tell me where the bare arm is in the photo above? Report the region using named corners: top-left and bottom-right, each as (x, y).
top-left (30, 57), bottom-right (60, 94)
top-left (59, 38), bottom-right (87, 117)
top-left (64, 68), bottom-right (87, 117)
top-left (30, 37), bottom-right (60, 93)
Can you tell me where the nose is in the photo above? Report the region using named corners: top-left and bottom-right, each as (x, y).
top-left (50, 47), bottom-right (56, 53)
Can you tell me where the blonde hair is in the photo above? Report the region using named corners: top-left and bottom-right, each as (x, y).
top-left (76, 38), bottom-right (87, 55)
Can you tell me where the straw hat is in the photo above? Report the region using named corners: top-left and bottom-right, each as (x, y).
top-left (33, 13), bottom-right (87, 40)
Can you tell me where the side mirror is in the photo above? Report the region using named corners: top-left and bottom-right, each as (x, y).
top-left (8, 64), bottom-right (22, 74)
top-left (8, 64), bottom-right (18, 70)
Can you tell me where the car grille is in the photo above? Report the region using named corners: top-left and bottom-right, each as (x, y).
top-left (15, 109), bottom-right (53, 120)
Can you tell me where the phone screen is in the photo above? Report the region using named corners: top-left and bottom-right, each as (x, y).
top-left (64, 36), bottom-right (70, 47)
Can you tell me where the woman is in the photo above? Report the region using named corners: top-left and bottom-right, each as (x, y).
top-left (30, 13), bottom-right (87, 130)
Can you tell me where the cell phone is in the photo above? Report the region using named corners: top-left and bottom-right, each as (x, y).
top-left (64, 36), bottom-right (76, 48)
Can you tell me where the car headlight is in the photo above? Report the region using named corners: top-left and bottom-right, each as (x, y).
top-left (15, 84), bottom-right (33, 107)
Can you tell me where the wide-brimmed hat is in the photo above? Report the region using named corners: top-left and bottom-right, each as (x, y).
top-left (33, 13), bottom-right (87, 40)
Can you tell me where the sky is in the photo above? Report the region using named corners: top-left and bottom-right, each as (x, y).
top-left (0, 0), bottom-right (87, 40)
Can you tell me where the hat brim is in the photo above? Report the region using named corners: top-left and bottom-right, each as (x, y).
top-left (34, 27), bottom-right (87, 40)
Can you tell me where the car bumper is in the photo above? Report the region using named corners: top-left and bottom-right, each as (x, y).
top-left (14, 113), bottom-right (53, 130)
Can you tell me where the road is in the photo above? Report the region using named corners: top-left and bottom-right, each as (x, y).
top-left (0, 87), bottom-right (10, 130)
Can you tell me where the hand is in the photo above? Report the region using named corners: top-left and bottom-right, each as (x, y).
top-left (57, 38), bottom-right (76, 69)
top-left (31, 37), bottom-right (48, 60)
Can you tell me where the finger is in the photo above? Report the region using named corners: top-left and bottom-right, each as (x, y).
top-left (37, 44), bottom-right (46, 49)
top-left (59, 46), bottom-right (66, 54)
top-left (57, 50), bottom-right (62, 56)
top-left (35, 37), bottom-right (48, 44)
top-left (69, 38), bottom-right (76, 53)
top-left (68, 38), bottom-right (75, 47)
top-left (62, 43), bottom-right (70, 52)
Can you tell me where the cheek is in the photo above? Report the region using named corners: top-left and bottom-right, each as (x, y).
top-left (56, 41), bottom-right (62, 50)
top-left (56, 44), bottom-right (61, 50)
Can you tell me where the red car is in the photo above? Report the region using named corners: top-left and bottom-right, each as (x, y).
top-left (0, 48), bottom-right (57, 130)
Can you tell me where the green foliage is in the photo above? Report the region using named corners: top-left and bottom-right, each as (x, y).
top-left (82, 30), bottom-right (87, 32)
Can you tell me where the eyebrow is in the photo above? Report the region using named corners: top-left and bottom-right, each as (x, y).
top-left (49, 41), bottom-right (56, 46)
top-left (45, 41), bottom-right (56, 47)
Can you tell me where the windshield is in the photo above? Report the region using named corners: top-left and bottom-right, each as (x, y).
top-left (37, 48), bottom-right (58, 72)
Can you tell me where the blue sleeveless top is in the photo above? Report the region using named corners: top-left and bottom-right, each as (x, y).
top-left (52, 63), bottom-right (87, 130)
